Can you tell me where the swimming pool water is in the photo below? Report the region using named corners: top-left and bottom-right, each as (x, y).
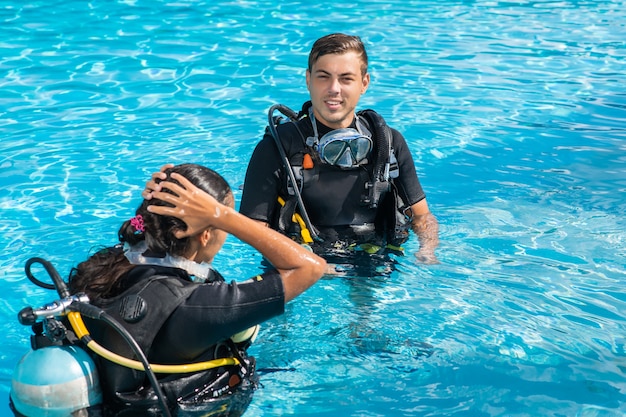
top-left (1, 0), bottom-right (625, 416)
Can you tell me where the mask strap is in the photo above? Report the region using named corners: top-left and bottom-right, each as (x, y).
top-left (308, 108), bottom-right (364, 148)
top-left (354, 114), bottom-right (363, 135)
top-left (306, 106), bottom-right (320, 147)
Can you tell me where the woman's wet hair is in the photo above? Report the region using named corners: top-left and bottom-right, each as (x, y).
top-left (118, 164), bottom-right (232, 256)
top-left (308, 33), bottom-right (368, 76)
top-left (69, 164), bottom-right (231, 300)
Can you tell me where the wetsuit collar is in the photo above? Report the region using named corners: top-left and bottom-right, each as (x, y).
top-left (123, 242), bottom-right (212, 281)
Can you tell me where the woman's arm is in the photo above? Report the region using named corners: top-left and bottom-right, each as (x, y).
top-left (147, 173), bottom-right (327, 302)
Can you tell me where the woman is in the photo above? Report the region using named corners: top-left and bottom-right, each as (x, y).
top-left (68, 163), bottom-right (326, 416)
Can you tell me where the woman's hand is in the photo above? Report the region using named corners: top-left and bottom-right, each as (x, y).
top-left (146, 172), bottom-right (227, 238)
top-left (142, 164), bottom-right (174, 200)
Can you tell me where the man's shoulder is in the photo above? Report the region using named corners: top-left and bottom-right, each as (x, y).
top-left (357, 109), bottom-right (404, 137)
top-left (358, 108), bottom-right (396, 132)
top-left (357, 107), bottom-right (386, 120)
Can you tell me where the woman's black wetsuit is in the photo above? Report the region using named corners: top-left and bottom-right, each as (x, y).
top-left (86, 264), bottom-right (285, 416)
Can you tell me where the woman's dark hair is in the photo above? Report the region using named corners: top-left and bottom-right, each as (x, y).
top-left (308, 33), bottom-right (368, 76)
top-left (68, 164), bottom-right (232, 301)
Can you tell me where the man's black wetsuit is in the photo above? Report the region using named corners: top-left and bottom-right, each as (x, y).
top-left (241, 103), bottom-right (426, 252)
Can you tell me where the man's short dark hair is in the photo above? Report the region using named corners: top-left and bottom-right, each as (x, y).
top-left (308, 33), bottom-right (368, 76)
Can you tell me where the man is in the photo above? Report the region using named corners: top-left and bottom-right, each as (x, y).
top-left (240, 33), bottom-right (439, 265)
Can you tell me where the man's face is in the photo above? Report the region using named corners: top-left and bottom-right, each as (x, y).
top-left (306, 51), bottom-right (370, 129)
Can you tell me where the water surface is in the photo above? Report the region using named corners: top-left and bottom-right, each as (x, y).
top-left (1, 1), bottom-right (625, 416)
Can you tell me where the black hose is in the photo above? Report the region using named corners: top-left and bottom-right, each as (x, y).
top-left (267, 104), bottom-right (321, 241)
top-left (25, 257), bottom-right (69, 297)
top-left (71, 302), bottom-right (173, 417)
top-left (23, 257), bottom-right (173, 417)
top-left (360, 110), bottom-right (392, 208)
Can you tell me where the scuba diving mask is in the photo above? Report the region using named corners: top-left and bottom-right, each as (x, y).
top-left (307, 107), bottom-right (373, 169)
top-left (317, 128), bottom-right (373, 168)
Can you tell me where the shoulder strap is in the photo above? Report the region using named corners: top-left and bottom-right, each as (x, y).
top-left (100, 275), bottom-right (198, 354)
top-left (356, 109), bottom-right (393, 208)
top-left (297, 100), bottom-right (313, 119)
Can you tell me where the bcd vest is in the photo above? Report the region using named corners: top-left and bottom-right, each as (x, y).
top-left (272, 103), bottom-right (412, 248)
top-left (85, 270), bottom-right (254, 414)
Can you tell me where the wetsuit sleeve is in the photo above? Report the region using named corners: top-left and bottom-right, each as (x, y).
top-left (159, 270), bottom-right (285, 360)
top-left (392, 128), bottom-right (426, 206)
top-left (240, 130), bottom-right (283, 223)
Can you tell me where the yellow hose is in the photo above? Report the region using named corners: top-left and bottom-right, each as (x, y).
top-left (277, 196), bottom-right (313, 244)
top-left (67, 311), bottom-right (239, 373)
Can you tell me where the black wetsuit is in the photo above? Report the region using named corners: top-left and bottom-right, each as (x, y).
top-left (86, 264), bottom-right (284, 416)
top-left (240, 105), bottom-right (426, 250)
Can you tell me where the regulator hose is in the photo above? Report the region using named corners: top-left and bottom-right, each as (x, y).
top-left (67, 309), bottom-right (239, 373)
top-left (21, 257), bottom-right (238, 417)
top-left (25, 257), bottom-right (70, 298)
top-left (268, 104), bottom-right (321, 242)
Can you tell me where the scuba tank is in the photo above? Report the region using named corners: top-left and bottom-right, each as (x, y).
top-left (9, 257), bottom-right (174, 417)
top-left (10, 257), bottom-right (255, 417)
top-left (10, 258), bottom-right (103, 417)
top-left (11, 345), bottom-right (102, 417)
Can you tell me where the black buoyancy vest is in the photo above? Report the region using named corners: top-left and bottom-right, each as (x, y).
top-left (275, 102), bottom-right (410, 246)
top-left (89, 269), bottom-right (255, 414)
top-left (286, 102), bottom-right (399, 207)
top-left (87, 273), bottom-right (200, 396)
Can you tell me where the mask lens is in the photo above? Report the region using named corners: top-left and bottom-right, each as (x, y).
top-left (322, 141), bottom-right (349, 165)
top-left (318, 129), bottom-right (372, 168)
top-left (333, 145), bottom-right (356, 168)
top-left (349, 137), bottom-right (372, 164)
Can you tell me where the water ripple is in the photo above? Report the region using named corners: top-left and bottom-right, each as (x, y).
top-left (2, 0), bottom-right (626, 416)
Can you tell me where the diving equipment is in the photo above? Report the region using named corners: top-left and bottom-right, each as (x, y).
top-left (124, 241), bottom-right (212, 281)
top-left (10, 345), bottom-right (102, 417)
top-left (307, 107), bottom-right (373, 169)
top-left (317, 128), bottom-right (373, 168)
top-left (268, 104), bottom-right (321, 242)
top-left (268, 102), bottom-right (410, 248)
top-left (11, 256), bottom-right (259, 417)
top-left (11, 258), bottom-right (173, 417)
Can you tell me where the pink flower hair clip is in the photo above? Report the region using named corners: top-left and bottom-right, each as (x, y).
top-left (130, 214), bottom-right (145, 233)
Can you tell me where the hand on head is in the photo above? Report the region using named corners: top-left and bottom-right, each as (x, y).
top-left (142, 164), bottom-right (174, 200)
top-left (147, 172), bottom-right (229, 239)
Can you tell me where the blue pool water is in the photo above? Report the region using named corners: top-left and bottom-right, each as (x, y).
top-left (2, 0), bottom-right (625, 416)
